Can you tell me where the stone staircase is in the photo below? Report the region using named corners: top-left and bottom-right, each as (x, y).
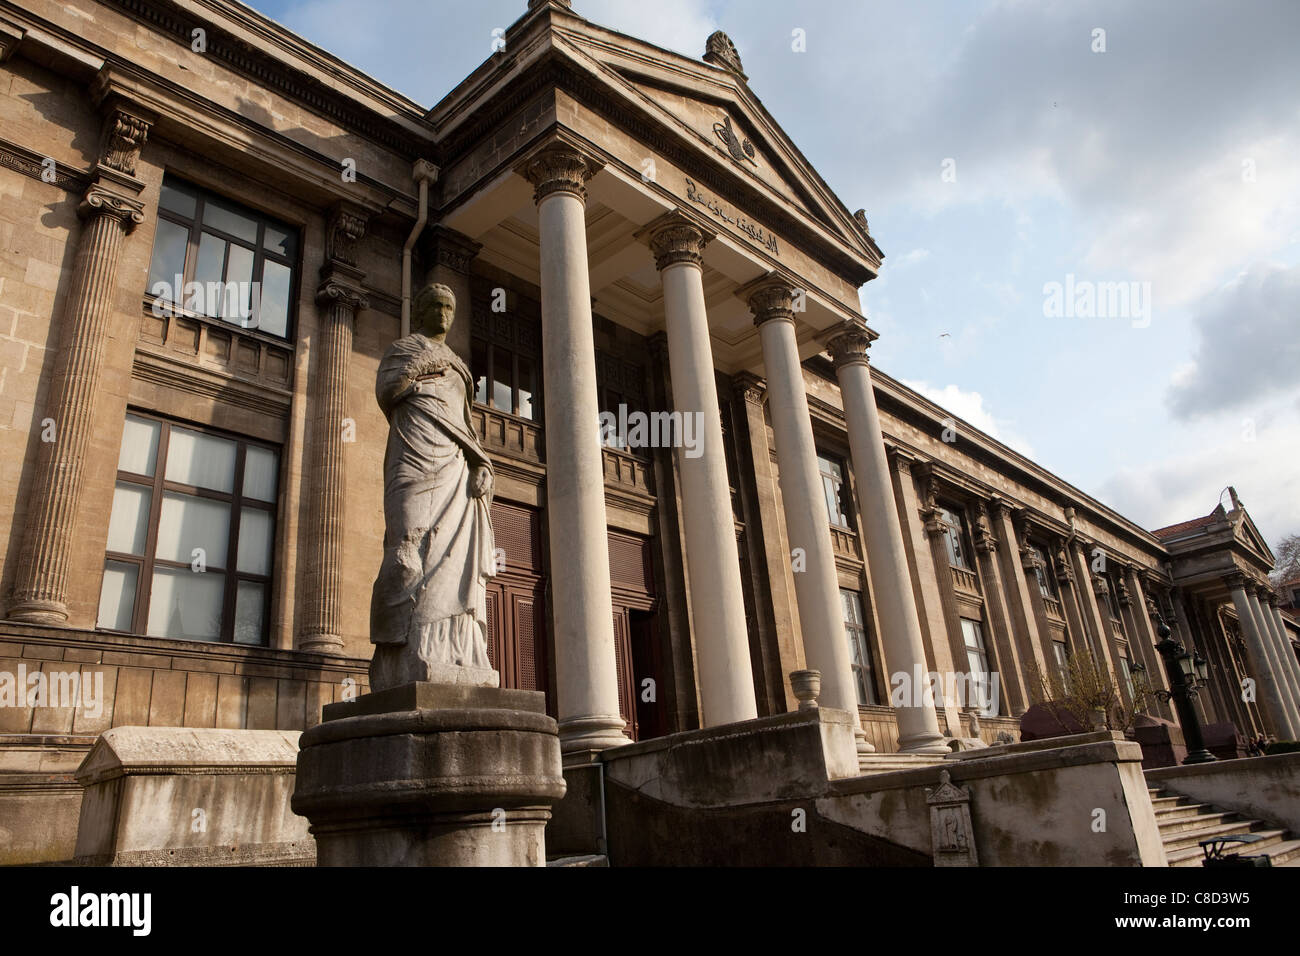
top-left (1148, 786), bottom-right (1300, 867)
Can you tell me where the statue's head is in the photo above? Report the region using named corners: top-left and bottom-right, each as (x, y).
top-left (413, 282), bottom-right (456, 339)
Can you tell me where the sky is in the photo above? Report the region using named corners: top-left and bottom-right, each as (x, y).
top-left (245, 0), bottom-right (1300, 552)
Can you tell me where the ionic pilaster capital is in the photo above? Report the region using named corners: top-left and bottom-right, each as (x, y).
top-left (974, 506), bottom-right (998, 554)
top-left (644, 211), bottom-right (713, 271)
top-left (520, 144), bottom-right (603, 205)
top-left (78, 183), bottom-right (146, 232)
top-left (1054, 545), bottom-right (1075, 584)
top-left (825, 320), bottom-right (874, 370)
top-left (316, 274), bottom-right (369, 314)
top-left (326, 203), bottom-right (369, 268)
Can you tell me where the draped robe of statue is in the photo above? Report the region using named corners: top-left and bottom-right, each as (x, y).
top-left (370, 333), bottom-right (498, 690)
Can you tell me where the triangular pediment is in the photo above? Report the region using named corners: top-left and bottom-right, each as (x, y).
top-left (1233, 509), bottom-right (1275, 566)
top-left (551, 21), bottom-right (880, 267)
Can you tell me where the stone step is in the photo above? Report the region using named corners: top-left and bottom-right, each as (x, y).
top-left (547, 853), bottom-right (609, 867)
top-left (1153, 802), bottom-right (1214, 822)
top-left (1167, 830), bottom-right (1292, 867)
top-left (1165, 825), bottom-right (1287, 859)
top-left (1156, 810), bottom-right (1242, 835)
top-left (1162, 818), bottom-right (1275, 852)
top-left (854, 754), bottom-right (949, 775)
top-left (1149, 795), bottom-right (1188, 810)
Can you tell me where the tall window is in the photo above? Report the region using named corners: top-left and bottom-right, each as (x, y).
top-left (818, 454), bottom-right (851, 528)
top-left (937, 506), bottom-right (969, 570)
top-left (1029, 543), bottom-right (1057, 598)
top-left (1118, 653), bottom-right (1135, 703)
top-left (1052, 639), bottom-right (1070, 684)
top-left (961, 618), bottom-right (997, 715)
top-left (841, 589), bottom-right (878, 706)
top-left (97, 413), bottom-right (279, 645)
top-left (471, 338), bottom-right (538, 421)
top-left (145, 176), bottom-right (299, 339)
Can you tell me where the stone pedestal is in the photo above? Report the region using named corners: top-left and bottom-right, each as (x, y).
top-left (292, 683), bottom-right (565, 866)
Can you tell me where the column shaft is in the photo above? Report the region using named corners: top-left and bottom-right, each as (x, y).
top-left (524, 147), bottom-right (627, 755)
top-left (747, 282), bottom-right (868, 756)
top-left (651, 218), bottom-right (757, 726)
top-left (1263, 597), bottom-right (1300, 716)
top-left (828, 329), bottom-right (946, 753)
top-left (297, 288), bottom-right (360, 651)
top-left (1247, 589), bottom-right (1300, 735)
top-left (9, 191), bottom-right (143, 622)
top-left (1228, 581), bottom-right (1295, 739)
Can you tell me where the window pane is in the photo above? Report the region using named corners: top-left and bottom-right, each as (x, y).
top-left (106, 483), bottom-right (152, 556)
top-left (257, 260), bottom-right (292, 338)
top-left (147, 218), bottom-right (190, 300)
top-left (263, 224), bottom-right (296, 258)
top-left (202, 197), bottom-right (259, 243)
top-left (234, 581), bottom-right (266, 645)
top-left (223, 243), bottom-right (255, 325)
top-left (243, 446), bottom-right (278, 502)
top-left (96, 561), bottom-right (138, 631)
top-left (165, 427), bottom-right (237, 493)
top-left (147, 567), bottom-right (225, 641)
top-left (471, 340), bottom-right (488, 405)
top-left (237, 508), bottom-right (273, 576)
top-left (118, 415), bottom-right (160, 475)
top-left (156, 492), bottom-right (231, 568)
top-left (517, 356), bottom-right (535, 420)
top-left (192, 233), bottom-right (226, 316)
top-left (158, 180), bottom-right (198, 219)
top-left (492, 354), bottom-right (512, 413)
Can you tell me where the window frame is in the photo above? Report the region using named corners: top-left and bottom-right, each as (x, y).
top-left (960, 617), bottom-right (997, 715)
top-left (472, 337), bottom-right (540, 423)
top-left (1029, 542), bottom-right (1058, 598)
top-left (145, 175), bottom-right (301, 342)
top-left (841, 588), bottom-right (878, 706)
top-left (99, 410), bottom-right (279, 646)
top-left (818, 453), bottom-right (852, 529)
top-left (938, 504), bottom-right (971, 570)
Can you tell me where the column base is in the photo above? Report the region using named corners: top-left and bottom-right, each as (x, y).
top-left (291, 682), bottom-right (566, 866)
top-left (6, 599), bottom-right (68, 624)
top-left (296, 632), bottom-right (344, 653)
top-left (558, 714), bottom-right (630, 756)
top-left (897, 730), bottom-right (953, 756)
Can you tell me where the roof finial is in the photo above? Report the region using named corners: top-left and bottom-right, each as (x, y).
top-left (704, 31), bottom-right (746, 80)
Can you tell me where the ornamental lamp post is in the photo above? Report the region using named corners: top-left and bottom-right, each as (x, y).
top-left (1152, 618), bottom-right (1217, 765)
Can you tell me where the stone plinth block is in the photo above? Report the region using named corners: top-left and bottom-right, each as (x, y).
top-left (292, 682), bottom-right (566, 866)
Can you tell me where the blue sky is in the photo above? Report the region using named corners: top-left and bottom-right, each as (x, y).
top-left (245, 0), bottom-right (1300, 549)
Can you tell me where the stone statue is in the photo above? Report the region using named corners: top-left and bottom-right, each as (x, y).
top-left (369, 282), bottom-right (499, 691)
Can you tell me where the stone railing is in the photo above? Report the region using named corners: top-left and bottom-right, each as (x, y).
top-left (829, 525), bottom-right (859, 559)
top-left (137, 298), bottom-right (294, 395)
top-left (951, 565), bottom-right (980, 595)
top-left (472, 403), bottom-right (543, 462)
top-left (1043, 596), bottom-right (1064, 620)
top-left (602, 444), bottom-right (654, 498)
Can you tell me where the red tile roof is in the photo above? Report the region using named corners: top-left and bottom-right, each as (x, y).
top-left (1152, 513), bottom-right (1218, 540)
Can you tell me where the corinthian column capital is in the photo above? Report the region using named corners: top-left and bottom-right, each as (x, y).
top-left (743, 276), bottom-right (798, 327)
top-left (644, 211), bottom-right (713, 271)
top-left (1223, 571), bottom-right (1249, 592)
top-left (826, 320), bottom-right (874, 370)
top-left (520, 144), bottom-right (603, 205)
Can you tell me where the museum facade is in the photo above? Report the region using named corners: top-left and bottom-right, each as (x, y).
top-left (1, 0), bottom-right (1297, 863)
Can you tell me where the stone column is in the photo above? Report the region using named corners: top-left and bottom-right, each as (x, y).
top-left (1068, 539), bottom-right (1118, 678)
top-left (825, 324), bottom-right (946, 753)
top-left (744, 278), bottom-right (870, 757)
top-left (8, 104), bottom-right (151, 623)
top-left (1247, 584), bottom-right (1300, 733)
top-left (1126, 571), bottom-right (1175, 721)
top-left (1226, 574), bottom-right (1296, 739)
top-left (970, 501), bottom-right (1028, 714)
top-left (645, 213), bottom-right (757, 726)
top-left (297, 205), bottom-right (369, 652)
top-left (1261, 589), bottom-right (1300, 715)
top-left (520, 144), bottom-right (628, 755)
top-left (997, 506), bottom-right (1050, 683)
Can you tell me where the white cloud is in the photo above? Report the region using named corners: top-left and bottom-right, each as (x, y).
top-left (901, 379), bottom-right (1035, 458)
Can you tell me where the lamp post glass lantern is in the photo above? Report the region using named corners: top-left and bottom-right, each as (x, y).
top-left (1152, 619), bottom-right (1217, 765)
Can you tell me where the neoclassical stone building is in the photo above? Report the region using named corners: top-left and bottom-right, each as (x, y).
top-left (0, 0), bottom-right (1297, 864)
